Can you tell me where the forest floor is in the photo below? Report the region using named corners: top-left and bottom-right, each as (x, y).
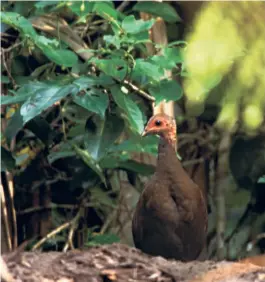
top-left (2, 244), bottom-right (265, 282)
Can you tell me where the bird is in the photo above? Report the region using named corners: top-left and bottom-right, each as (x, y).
top-left (132, 113), bottom-right (208, 261)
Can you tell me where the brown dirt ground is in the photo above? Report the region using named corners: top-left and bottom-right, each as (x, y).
top-left (2, 244), bottom-right (265, 282)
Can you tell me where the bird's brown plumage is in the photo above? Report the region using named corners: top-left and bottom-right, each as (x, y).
top-left (132, 114), bottom-right (208, 261)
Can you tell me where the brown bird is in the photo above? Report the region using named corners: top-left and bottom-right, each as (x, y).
top-left (132, 114), bottom-right (208, 261)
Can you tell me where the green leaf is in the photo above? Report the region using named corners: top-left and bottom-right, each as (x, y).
top-left (73, 75), bottom-right (114, 89)
top-left (150, 47), bottom-right (183, 69)
top-left (67, 1), bottom-right (94, 17)
top-left (86, 233), bottom-right (120, 247)
top-left (1, 147), bottom-right (16, 172)
top-left (133, 2), bottom-right (182, 23)
top-left (134, 59), bottom-right (164, 81)
top-left (4, 109), bottom-right (24, 144)
top-left (91, 58), bottom-right (127, 80)
top-left (110, 135), bottom-right (159, 155)
top-left (127, 31), bottom-right (150, 44)
top-left (93, 2), bottom-right (118, 20)
top-left (39, 48), bottom-right (78, 67)
top-left (90, 187), bottom-right (116, 208)
top-left (37, 35), bottom-right (59, 47)
top-left (25, 116), bottom-right (56, 146)
top-left (1, 12), bottom-right (78, 67)
top-left (164, 46), bottom-right (183, 64)
top-left (20, 84), bottom-right (78, 124)
top-left (258, 175), bottom-right (265, 184)
top-left (1, 76), bottom-right (10, 83)
top-left (84, 114), bottom-right (124, 161)
top-left (149, 79), bottom-right (183, 104)
top-left (1, 11), bottom-right (37, 38)
top-left (2, 81), bottom-right (49, 105)
top-left (34, 1), bottom-right (60, 10)
top-left (47, 150), bottom-right (76, 164)
top-left (110, 85), bottom-right (145, 133)
top-left (122, 15), bottom-right (155, 34)
top-left (72, 144), bottom-right (106, 186)
top-left (73, 89), bottom-right (109, 118)
top-left (2, 94), bottom-right (32, 105)
top-left (103, 35), bottom-right (121, 49)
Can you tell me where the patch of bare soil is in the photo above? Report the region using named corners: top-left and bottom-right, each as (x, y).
top-left (2, 244), bottom-right (265, 282)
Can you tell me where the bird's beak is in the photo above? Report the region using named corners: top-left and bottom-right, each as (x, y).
top-left (141, 128), bottom-right (148, 137)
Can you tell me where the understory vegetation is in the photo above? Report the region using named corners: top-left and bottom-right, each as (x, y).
top-left (1, 1), bottom-right (265, 261)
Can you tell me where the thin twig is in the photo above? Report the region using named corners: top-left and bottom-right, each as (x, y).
top-left (117, 1), bottom-right (130, 12)
top-left (0, 181), bottom-right (12, 251)
top-left (100, 209), bottom-right (117, 234)
top-left (32, 221), bottom-right (71, 250)
top-left (1, 49), bottom-right (17, 89)
top-left (2, 40), bottom-right (24, 53)
top-left (6, 172), bottom-right (17, 249)
top-left (182, 158), bottom-right (205, 167)
top-left (17, 204), bottom-right (77, 215)
top-left (122, 79), bottom-right (155, 101)
top-left (63, 209), bottom-right (82, 252)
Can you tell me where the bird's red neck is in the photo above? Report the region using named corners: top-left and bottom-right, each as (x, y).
top-left (160, 128), bottom-right (177, 152)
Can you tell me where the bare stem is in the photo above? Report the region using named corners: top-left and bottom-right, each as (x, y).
top-left (0, 181), bottom-right (12, 251)
top-left (32, 221), bottom-right (71, 251)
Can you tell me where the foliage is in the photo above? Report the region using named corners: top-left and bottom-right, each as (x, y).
top-left (1, 1), bottom-right (265, 259)
top-left (1, 1), bottom-right (183, 249)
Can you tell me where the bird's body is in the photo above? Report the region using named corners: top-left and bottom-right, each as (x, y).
top-left (132, 114), bottom-right (208, 261)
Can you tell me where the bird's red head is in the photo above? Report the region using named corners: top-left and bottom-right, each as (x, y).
top-left (142, 114), bottom-right (177, 148)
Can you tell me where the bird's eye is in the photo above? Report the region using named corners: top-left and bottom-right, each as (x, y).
top-left (155, 120), bottom-right (161, 126)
